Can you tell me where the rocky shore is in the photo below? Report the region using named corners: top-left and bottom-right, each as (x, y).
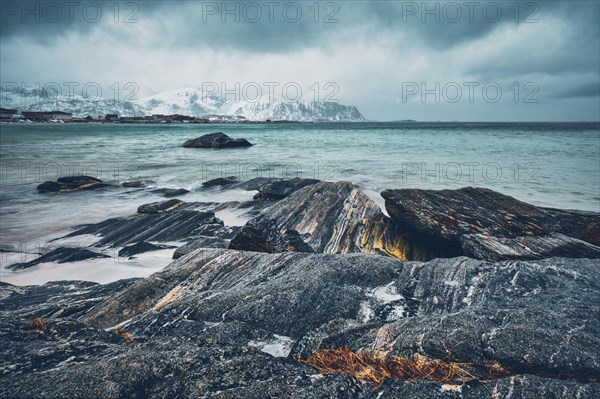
top-left (2, 177), bottom-right (599, 398)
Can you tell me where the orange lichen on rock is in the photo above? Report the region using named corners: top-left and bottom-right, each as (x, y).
top-left (295, 348), bottom-right (507, 388)
top-left (29, 317), bottom-right (46, 331)
top-left (115, 326), bottom-right (132, 341)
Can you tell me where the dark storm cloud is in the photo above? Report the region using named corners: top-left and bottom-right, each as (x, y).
top-left (555, 82), bottom-right (600, 99)
top-left (1, 0), bottom-right (598, 121)
top-left (1, 0), bottom-right (598, 53)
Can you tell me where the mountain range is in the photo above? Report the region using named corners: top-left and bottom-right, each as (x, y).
top-left (0, 87), bottom-right (366, 122)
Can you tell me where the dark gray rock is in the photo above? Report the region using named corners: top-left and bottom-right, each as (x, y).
top-left (254, 177), bottom-right (321, 200)
top-left (118, 242), bottom-right (177, 258)
top-left (202, 176), bottom-right (238, 187)
top-left (232, 177), bottom-right (277, 191)
top-left (182, 132), bottom-right (253, 148)
top-left (230, 181), bottom-right (461, 260)
top-left (137, 199), bottom-right (184, 214)
top-left (37, 176), bottom-right (113, 193)
top-left (151, 188), bottom-right (190, 197)
top-left (382, 187), bottom-right (600, 260)
top-left (461, 233), bottom-right (600, 261)
top-left (381, 187), bottom-right (600, 245)
top-left (0, 279), bottom-right (138, 320)
top-left (61, 209), bottom-right (224, 248)
top-left (122, 180), bottom-right (144, 188)
top-left (1, 251), bottom-right (599, 397)
top-left (170, 223), bottom-right (240, 260)
top-left (9, 247), bottom-right (109, 270)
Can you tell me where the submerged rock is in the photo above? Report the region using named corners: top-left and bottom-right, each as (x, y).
top-left (201, 176), bottom-right (238, 187)
top-left (137, 199), bottom-right (184, 214)
top-left (118, 242), bottom-right (177, 258)
top-left (61, 208), bottom-right (224, 248)
top-left (9, 247), bottom-right (109, 270)
top-left (37, 176), bottom-right (113, 193)
top-left (253, 177), bottom-right (320, 200)
top-left (122, 180), bottom-right (144, 188)
top-left (2, 250), bottom-right (597, 397)
top-left (182, 132), bottom-right (253, 148)
top-left (151, 188), bottom-right (190, 197)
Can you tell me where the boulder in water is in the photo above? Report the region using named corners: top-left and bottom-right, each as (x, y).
top-left (182, 132), bottom-right (253, 149)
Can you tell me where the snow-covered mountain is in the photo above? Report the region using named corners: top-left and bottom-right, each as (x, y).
top-left (0, 87), bottom-right (366, 122)
top-left (0, 86), bottom-right (143, 117)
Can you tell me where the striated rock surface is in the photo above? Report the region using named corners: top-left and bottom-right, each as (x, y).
top-left (230, 181), bottom-right (461, 260)
top-left (182, 132), bottom-right (253, 148)
top-left (382, 187), bottom-right (600, 260)
top-left (1, 250), bottom-right (599, 398)
top-left (461, 233), bottom-right (600, 261)
top-left (61, 208), bottom-right (224, 248)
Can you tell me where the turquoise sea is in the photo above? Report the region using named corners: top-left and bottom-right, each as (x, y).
top-left (1, 122), bottom-right (599, 246)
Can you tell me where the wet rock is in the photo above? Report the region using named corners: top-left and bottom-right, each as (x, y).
top-left (1, 250), bottom-right (599, 397)
top-left (182, 132), bottom-right (253, 148)
top-left (381, 187), bottom-right (600, 245)
top-left (0, 279), bottom-right (138, 320)
top-left (151, 188), bottom-right (190, 197)
top-left (122, 180), bottom-right (144, 188)
top-left (202, 176), bottom-right (238, 187)
top-left (253, 177), bottom-right (321, 200)
top-left (9, 247), bottom-right (109, 270)
top-left (230, 181), bottom-right (460, 260)
top-left (232, 177), bottom-right (276, 191)
top-left (37, 176), bottom-right (113, 193)
top-left (460, 233), bottom-right (600, 261)
top-left (172, 235), bottom-right (233, 259)
top-left (61, 209), bottom-right (224, 248)
top-left (137, 199), bottom-right (184, 214)
top-left (381, 187), bottom-right (600, 260)
top-left (118, 242), bottom-right (176, 258)
top-left (201, 176), bottom-right (277, 191)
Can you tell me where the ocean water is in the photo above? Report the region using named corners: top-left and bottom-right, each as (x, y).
top-left (0, 122), bottom-right (599, 283)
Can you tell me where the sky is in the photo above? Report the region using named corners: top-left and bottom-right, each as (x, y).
top-left (0, 0), bottom-right (599, 121)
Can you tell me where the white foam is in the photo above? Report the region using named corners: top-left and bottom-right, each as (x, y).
top-left (249, 334), bottom-right (294, 358)
top-left (371, 282), bottom-right (404, 303)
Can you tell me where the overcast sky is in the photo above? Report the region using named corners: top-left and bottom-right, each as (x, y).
top-left (1, 0), bottom-right (599, 121)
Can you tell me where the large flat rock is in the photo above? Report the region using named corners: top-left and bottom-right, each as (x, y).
top-left (1, 250), bottom-right (598, 397)
top-left (382, 187), bottom-right (600, 260)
